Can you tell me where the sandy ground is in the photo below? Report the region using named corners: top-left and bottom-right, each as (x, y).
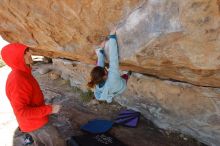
top-left (0, 65), bottom-right (207, 146)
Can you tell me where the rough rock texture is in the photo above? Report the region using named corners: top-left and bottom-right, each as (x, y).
top-left (1, 0), bottom-right (220, 145)
top-left (118, 74), bottom-right (220, 145)
top-left (0, 0), bottom-right (143, 65)
top-left (52, 58), bottom-right (220, 146)
top-left (1, 0), bottom-right (220, 87)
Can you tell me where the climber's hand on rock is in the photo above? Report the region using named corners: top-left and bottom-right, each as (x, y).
top-left (110, 27), bottom-right (117, 35)
top-left (51, 104), bottom-right (61, 114)
top-left (99, 40), bottom-right (106, 49)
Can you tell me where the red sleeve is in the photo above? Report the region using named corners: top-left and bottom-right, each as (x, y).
top-left (9, 78), bottom-right (52, 119)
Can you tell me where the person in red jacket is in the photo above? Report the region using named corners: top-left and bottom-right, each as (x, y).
top-left (1, 43), bottom-right (65, 146)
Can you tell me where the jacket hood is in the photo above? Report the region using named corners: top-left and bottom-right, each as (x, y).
top-left (1, 43), bottom-right (31, 73)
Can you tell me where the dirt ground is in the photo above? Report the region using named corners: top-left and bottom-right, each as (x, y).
top-left (0, 64), bottom-right (207, 146)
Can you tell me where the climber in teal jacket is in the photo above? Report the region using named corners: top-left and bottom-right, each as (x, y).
top-left (88, 27), bottom-right (131, 103)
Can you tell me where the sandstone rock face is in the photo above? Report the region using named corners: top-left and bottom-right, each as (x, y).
top-left (52, 59), bottom-right (220, 146)
top-left (117, 0), bottom-right (220, 87)
top-left (118, 74), bottom-right (220, 145)
top-left (0, 0), bottom-right (143, 64)
top-left (1, 0), bottom-right (220, 145)
top-left (1, 0), bottom-right (220, 87)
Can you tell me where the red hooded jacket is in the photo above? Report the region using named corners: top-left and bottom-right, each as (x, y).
top-left (1, 43), bottom-right (52, 132)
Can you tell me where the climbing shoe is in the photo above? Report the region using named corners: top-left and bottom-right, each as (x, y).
top-left (127, 70), bottom-right (132, 76)
top-left (23, 134), bottom-right (34, 145)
